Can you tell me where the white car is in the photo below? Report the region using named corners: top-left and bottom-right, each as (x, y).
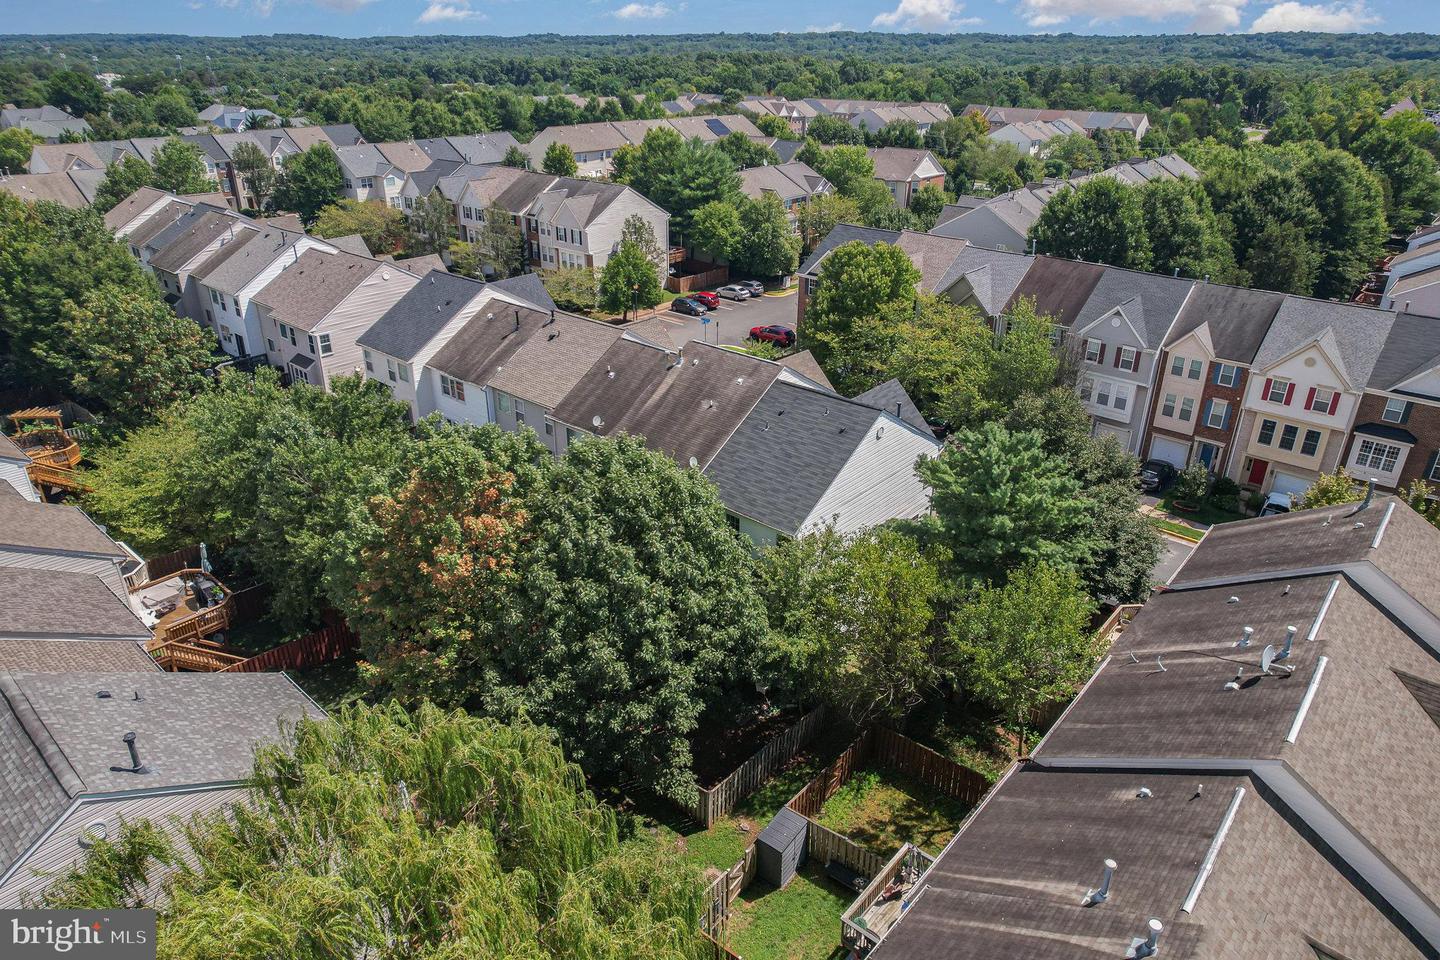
top-left (716, 285), bottom-right (751, 301)
top-left (1258, 491), bottom-right (1293, 516)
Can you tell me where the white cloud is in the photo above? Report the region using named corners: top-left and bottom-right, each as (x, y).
top-left (316, 0), bottom-right (378, 10)
top-left (1016, 0), bottom-right (1247, 31)
top-left (611, 2), bottom-right (673, 17)
top-left (1248, 0), bottom-right (1378, 31)
top-left (417, 1), bottom-right (486, 22)
top-left (806, 21), bottom-right (847, 31)
top-left (871, 0), bottom-right (981, 30)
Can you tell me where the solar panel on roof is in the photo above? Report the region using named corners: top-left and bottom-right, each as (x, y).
top-left (704, 118), bottom-right (730, 137)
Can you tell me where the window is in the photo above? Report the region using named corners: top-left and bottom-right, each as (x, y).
top-left (1095, 380), bottom-right (1111, 407)
top-left (463, 206), bottom-right (473, 219)
top-left (289, 365), bottom-right (310, 385)
top-left (1309, 386), bottom-right (1337, 414)
top-left (386, 358), bottom-right (397, 383)
top-left (1215, 363), bottom-right (1239, 387)
top-left (210, 290), bottom-right (220, 304)
top-left (204, 308), bottom-right (214, 324)
top-left (544, 422), bottom-right (553, 436)
top-left (1078, 377), bottom-right (1094, 403)
top-left (1114, 383), bottom-right (1130, 412)
top-left (440, 374), bottom-right (466, 402)
top-left (1162, 394), bottom-right (1177, 418)
top-left (566, 427), bottom-right (578, 445)
top-left (267, 338), bottom-right (276, 352)
top-left (1355, 439), bottom-right (1401, 473)
top-left (1301, 429), bottom-right (1322, 457)
top-left (1169, 354), bottom-right (1185, 377)
top-left (1187, 358), bottom-right (1202, 380)
top-left (318, 334), bottom-right (332, 356)
top-left (363, 349), bottom-right (373, 373)
top-left (398, 362), bottom-right (410, 383)
top-left (1382, 398), bottom-right (1409, 423)
top-left (342, 178), bottom-right (353, 189)
top-left (1265, 377), bottom-right (1291, 403)
top-left (359, 177), bottom-right (374, 190)
top-left (1205, 399), bottom-right (1228, 429)
top-left (1279, 424), bottom-right (1299, 451)
top-left (515, 399), bottom-right (526, 424)
top-left (307, 334), bottom-right (317, 355)
top-left (1178, 397), bottom-right (1194, 422)
top-left (1085, 339), bottom-right (1103, 364)
top-left (1258, 419), bottom-right (1277, 446)
top-left (1117, 346), bottom-right (1139, 371)
top-left (804, 277), bottom-right (818, 295)
top-left (497, 392), bottom-right (512, 413)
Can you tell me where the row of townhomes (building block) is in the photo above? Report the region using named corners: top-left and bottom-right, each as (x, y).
top-left (0, 465), bottom-right (317, 908)
top-left (866, 491), bottom-right (1440, 958)
top-left (106, 187), bottom-right (940, 546)
top-left (799, 223), bottom-right (1440, 500)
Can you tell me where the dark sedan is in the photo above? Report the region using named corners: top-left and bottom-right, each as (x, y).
top-left (671, 297), bottom-right (708, 317)
top-left (1138, 459), bottom-right (1177, 492)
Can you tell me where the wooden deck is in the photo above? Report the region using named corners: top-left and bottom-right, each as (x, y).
top-left (131, 569), bottom-right (236, 652)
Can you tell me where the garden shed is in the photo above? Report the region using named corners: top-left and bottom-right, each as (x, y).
top-left (755, 806), bottom-right (808, 889)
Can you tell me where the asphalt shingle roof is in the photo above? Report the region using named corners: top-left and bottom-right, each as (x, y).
top-left (1004, 255), bottom-right (1107, 325)
top-left (251, 248), bottom-right (383, 332)
top-left (148, 210), bottom-right (239, 274)
top-left (1252, 297), bottom-right (1397, 390)
top-left (192, 226), bottom-right (304, 295)
top-left (427, 305), bottom-right (554, 387)
top-left (0, 569), bottom-right (150, 642)
top-left (484, 312), bottom-right (624, 407)
top-left (0, 499), bottom-right (126, 558)
top-left (1164, 283), bottom-right (1285, 363)
top-left (1073, 266), bottom-right (1194, 348)
top-left (1366, 311), bottom-right (1440, 392)
top-left (356, 270), bottom-right (488, 361)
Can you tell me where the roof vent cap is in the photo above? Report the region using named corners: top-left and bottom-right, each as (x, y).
top-left (1236, 626), bottom-right (1253, 648)
top-left (1081, 858), bottom-right (1117, 907)
top-left (1126, 919), bottom-right (1162, 959)
top-left (1136, 787), bottom-right (1153, 799)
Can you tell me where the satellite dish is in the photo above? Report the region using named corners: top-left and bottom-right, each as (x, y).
top-left (1260, 644), bottom-right (1277, 675)
top-left (592, 415), bottom-right (603, 428)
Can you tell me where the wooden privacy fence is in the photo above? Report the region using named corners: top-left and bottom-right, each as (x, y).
top-left (806, 819), bottom-right (890, 879)
top-left (691, 706), bottom-right (828, 827)
top-left (666, 264), bottom-right (729, 295)
top-left (227, 584), bottom-right (270, 625)
top-left (144, 544), bottom-right (203, 582)
top-left (221, 621), bottom-right (359, 673)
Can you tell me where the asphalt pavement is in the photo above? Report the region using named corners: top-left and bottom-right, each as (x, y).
top-left (659, 289), bottom-right (799, 348)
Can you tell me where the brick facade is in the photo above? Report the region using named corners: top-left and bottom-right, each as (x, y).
top-left (1141, 352), bottom-right (1251, 475)
top-left (1342, 394), bottom-right (1440, 488)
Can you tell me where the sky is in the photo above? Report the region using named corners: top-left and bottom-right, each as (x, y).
top-left (6, 0), bottom-right (1438, 39)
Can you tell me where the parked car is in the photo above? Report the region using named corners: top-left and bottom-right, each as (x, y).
top-left (737, 280), bottom-right (766, 296)
top-left (749, 324), bottom-right (796, 348)
top-left (717, 285), bottom-right (751, 301)
top-left (1259, 491), bottom-right (1293, 516)
top-left (671, 297), bottom-right (707, 316)
top-left (690, 291), bottom-right (720, 309)
top-left (1138, 459), bottom-right (1177, 492)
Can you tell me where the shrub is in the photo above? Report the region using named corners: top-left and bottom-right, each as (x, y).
top-left (1171, 461), bottom-right (1211, 505)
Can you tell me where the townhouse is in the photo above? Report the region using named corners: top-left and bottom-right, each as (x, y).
top-left (738, 161), bottom-right (832, 227)
top-left (740, 96), bottom-right (821, 136)
top-left (402, 160), bottom-right (499, 216)
top-left (190, 223), bottom-right (335, 359)
top-left (0, 433), bottom-right (39, 501)
top-left (1143, 283), bottom-right (1285, 474)
top-left (866, 147), bottom-right (946, 208)
top-left (334, 144), bottom-right (404, 206)
top-left (987, 117), bottom-right (1087, 155)
top-left (1381, 225), bottom-right (1440, 319)
top-left (143, 205), bottom-right (248, 318)
top-left (872, 495), bottom-right (1440, 959)
top-left (1228, 297), bottom-right (1397, 499)
top-left (1050, 265), bottom-right (1196, 454)
top-left (356, 270), bottom-right (554, 420)
top-left (0, 497), bottom-right (141, 602)
top-left (964, 104), bottom-right (1150, 140)
top-left (522, 115), bottom-right (765, 178)
top-left (253, 249), bottom-right (421, 389)
top-left (212, 129), bottom-right (300, 206)
top-left (0, 105), bottom-right (90, 142)
top-left (414, 132), bottom-right (521, 166)
top-left (0, 169), bottom-right (101, 208)
top-left (197, 102), bottom-right (280, 130)
top-left (846, 103), bottom-right (953, 135)
top-left (1338, 310), bottom-right (1440, 491)
top-left (457, 168), bottom-right (671, 276)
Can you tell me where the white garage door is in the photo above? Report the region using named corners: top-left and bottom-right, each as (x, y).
top-left (1094, 423), bottom-right (1133, 451)
top-left (1149, 436), bottom-right (1190, 469)
top-left (1272, 471), bottom-right (1312, 498)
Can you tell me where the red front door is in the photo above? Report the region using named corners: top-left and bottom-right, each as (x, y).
top-left (1247, 458), bottom-right (1268, 486)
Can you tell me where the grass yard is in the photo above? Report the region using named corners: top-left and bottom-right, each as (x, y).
top-left (1157, 491), bottom-right (1248, 527)
top-left (723, 863), bottom-right (851, 960)
top-left (813, 766), bottom-right (971, 856)
top-left (1149, 516), bottom-right (1204, 542)
top-left (290, 655), bottom-right (368, 712)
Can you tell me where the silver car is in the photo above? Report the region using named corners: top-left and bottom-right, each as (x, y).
top-left (737, 280), bottom-right (766, 296)
top-left (717, 284), bottom-right (751, 301)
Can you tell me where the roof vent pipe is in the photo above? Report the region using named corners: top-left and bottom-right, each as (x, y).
top-left (1126, 919), bottom-right (1163, 959)
top-left (1237, 625), bottom-right (1253, 648)
top-left (895, 401), bottom-right (902, 417)
top-left (1277, 625), bottom-right (1297, 662)
top-left (1082, 858), bottom-right (1117, 906)
top-left (111, 732), bottom-right (150, 775)
top-left (1349, 477), bottom-right (1376, 516)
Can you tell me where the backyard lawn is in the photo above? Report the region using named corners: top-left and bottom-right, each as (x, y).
top-left (723, 864), bottom-right (851, 960)
top-left (1157, 490), bottom-right (1248, 526)
top-left (291, 655), bottom-right (368, 711)
top-left (814, 766), bottom-right (971, 856)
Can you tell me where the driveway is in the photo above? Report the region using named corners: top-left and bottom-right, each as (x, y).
top-left (658, 289), bottom-right (799, 348)
top-left (1152, 533), bottom-right (1196, 587)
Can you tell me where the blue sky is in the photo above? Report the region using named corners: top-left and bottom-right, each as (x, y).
top-left (8, 0), bottom-right (1437, 38)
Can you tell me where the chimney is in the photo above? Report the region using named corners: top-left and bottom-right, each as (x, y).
top-left (1237, 625), bottom-right (1253, 648)
top-left (1083, 858), bottom-right (1117, 905)
top-left (1127, 919), bottom-right (1162, 958)
top-left (1277, 625), bottom-right (1297, 662)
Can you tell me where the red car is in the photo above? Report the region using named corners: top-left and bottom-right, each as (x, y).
top-left (749, 324), bottom-right (795, 347)
top-left (690, 291), bottom-right (720, 309)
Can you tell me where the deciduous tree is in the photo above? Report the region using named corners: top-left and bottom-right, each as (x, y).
top-left (598, 240), bottom-right (663, 316)
top-left (273, 145), bottom-right (344, 225)
top-left (92, 154), bottom-right (155, 214)
top-left (150, 138), bottom-right (216, 195)
top-left (313, 199), bottom-right (408, 255)
top-left (229, 140), bottom-right (277, 210)
top-left (542, 141), bottom-right (578, 177)
top-left (1029, 177), bottom-right (1152, 270)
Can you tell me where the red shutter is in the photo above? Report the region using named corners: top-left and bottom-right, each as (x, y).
top-left (1097, 343), bottom-right (1106, 364)
top-left (1304, 386), bottom-right (1316, 411)
top-left (1328, 392), bottom-right (1340, 415)
top-left (1263, 378), bottom-right (1273, 401)
top-left (1113, 347), bottom-right (1123, 369)
top-left (1283, 382), bottom-right (1295, 405)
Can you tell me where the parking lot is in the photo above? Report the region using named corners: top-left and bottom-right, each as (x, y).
top-left (658, 289), bottom-right (799, 348)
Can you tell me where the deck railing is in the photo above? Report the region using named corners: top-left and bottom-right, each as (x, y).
top-left (133, 568), bottom-right (234, 649)
top-left (150, 640), bottom-right (247, 672)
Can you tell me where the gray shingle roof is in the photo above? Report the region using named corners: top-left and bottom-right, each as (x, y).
top-left (799, 223), bottom-right (902, 277)
top-left (866, 147), bottom-right (940, 182)
top-left (102, 185), bottom-right (171, 232)
top-left (1073, 266), bottom-right (1195, 349)
top-left (192, 226), bottom-right (301, 295)
top-left (1366, 311), bottom-right (1440, 392)
top-left (334, 144), bottom-right (392, 179)
top-left (0, 671), bottom-right (319, 882)
top-left (1164, 283), bottom-right (1285, 363)
top-left (251, 248), bottom-right (383, 332)
top-left (489, 271), bottom-right (555, 311)
top-left (484, 312), bottom-right (624, 407)
top-left (0, 499), bottom-right (127, 558)
top-left (0, 640), bottom-right (157, 674)
top-left (356, 270), bottom-right (488, 361)
top-left (147, 210), bottom-right (238, 274)
top-left (702, 381), bottom-right (878, 536)
top-left (125, 200), bottom-right (192, 249)
top-left (427, 305), bottom-right (554, 387)
top-left (853, 379), bottom-right (933, 437)
top-left (1252, 297), bottom-right (1397, 390)
top-left (0, 569), bottom-right (150, 642)
top-left (936, 245), bottom-right (1034, 315)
